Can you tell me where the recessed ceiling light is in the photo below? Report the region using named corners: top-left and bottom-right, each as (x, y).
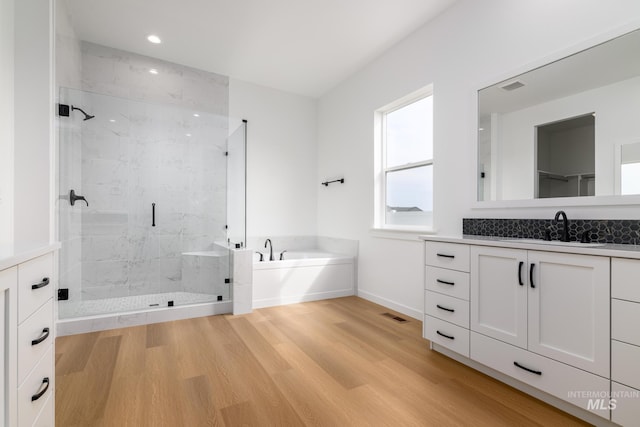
top-left (109, 119), bottom-right (116, 123)
top-left (186, 133), bottom-right (192, 137)
top-left (193, 113), bottom-right (200, 117)
top-left (149, 68), bottom-right (158, 75)
top-left (479, 127), bottom-right (484, 131)
top-left (147, 34), bottom-right (162, 44)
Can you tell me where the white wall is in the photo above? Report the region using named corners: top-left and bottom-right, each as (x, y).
top-left (13, 0), bottom-right (53, 243)
top-left (0, 0), bottom-right (14, 244)
top-left (317, 0), bottom-right (640, 319)
top-left (229, 79), bottom-right (318, 240)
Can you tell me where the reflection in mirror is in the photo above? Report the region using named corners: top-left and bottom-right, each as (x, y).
top-left (477, 28), bottom-right (640, 202)
top-left (536, 114), bottom-right (595, 198)
top-left (621, 141), bottom-right (640, 195)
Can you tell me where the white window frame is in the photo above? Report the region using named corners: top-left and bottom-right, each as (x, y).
top-left (373, 85), bottom-right (434, 234)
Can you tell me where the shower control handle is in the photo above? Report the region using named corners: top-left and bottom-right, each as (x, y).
top-left (69, 190), bottom-right (89, 207)
top-left (69, 189), bottom-right (89, 206)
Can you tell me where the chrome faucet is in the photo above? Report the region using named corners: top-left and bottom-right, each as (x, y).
top-left (264, 239), bottom-right (274, 261)
top-left (554, 210), bottom-right (570, 242)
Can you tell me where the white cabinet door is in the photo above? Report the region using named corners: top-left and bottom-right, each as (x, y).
top-left (470, 246), bottom-right (527, 348)
top-left (527, 251), bottom-right (610, 378)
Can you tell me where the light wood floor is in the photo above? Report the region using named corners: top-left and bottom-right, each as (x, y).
top-left (55, 296), bottom-right (588, 426)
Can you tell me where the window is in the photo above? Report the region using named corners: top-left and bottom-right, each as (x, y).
top-left (375, 88), bottom-right (433, 229)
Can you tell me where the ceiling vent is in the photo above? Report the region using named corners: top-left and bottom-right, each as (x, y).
top-left (501, 81), bottom-right (525, 91)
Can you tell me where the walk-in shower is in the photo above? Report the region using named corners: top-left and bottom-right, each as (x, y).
top-left (57, 87), bottom-right (246, 331)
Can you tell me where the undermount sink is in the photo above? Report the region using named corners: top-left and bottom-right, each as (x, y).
top-left (499, 238), bottom-right (606, 248)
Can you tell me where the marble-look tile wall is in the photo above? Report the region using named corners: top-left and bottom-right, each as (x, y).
top-left (58, 42), bottom-right (230, 306)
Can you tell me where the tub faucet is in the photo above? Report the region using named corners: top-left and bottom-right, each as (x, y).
top-left (554, 210), bottom-right (570, 242)
top-left (264, 239), bottom-right (274, 261)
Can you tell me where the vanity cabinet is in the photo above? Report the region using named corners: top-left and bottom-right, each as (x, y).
top-left (0, 248), bottom-right (56, 426)
top-left (611, 258), bottom-right (640, 427)
top-left (471, 246), bottom-right (610, 378)
top-left (423, 238), bottom-right (616, 423)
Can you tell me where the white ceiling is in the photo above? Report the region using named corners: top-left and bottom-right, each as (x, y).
top-left (63, 0), bottom-right (458, 98)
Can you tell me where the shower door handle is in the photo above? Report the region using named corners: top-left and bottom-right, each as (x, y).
top-left (152, 203), bottom-right (156, 227)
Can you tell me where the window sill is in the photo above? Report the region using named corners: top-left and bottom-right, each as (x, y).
top-left (370, 227), bottom-right (437, 241)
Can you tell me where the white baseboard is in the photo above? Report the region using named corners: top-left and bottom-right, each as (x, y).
top-left (357, 289), bottom-right (422, 320)
top-left (253, 289), bottom-right (354, 309)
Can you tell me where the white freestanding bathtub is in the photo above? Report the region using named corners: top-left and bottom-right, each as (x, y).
top-left (252, 251), bottom-right (355, 308)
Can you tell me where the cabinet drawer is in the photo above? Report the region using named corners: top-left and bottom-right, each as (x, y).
top-left (18, 253), bottom-right (53, 323)
top-left (612, 299), bottom-right (640, 346)
top-left (425, 242), bottom-right (469, 272)
top-left (612, 340), bottom-right (640, 390)
top-left (612, 258), bottom-right (640, 303)
top-left (424, 291), bottom-right (469, 328)
top-left (18, 301), bottom-right (53, 385)
top-left (18, 345), bottom-right (53, 427)
top-left (611, 382), bottom-right (640, 427)
top-left (33, 392), bottom-right (54, 427)
top-left (424, 315), bottom-right (469, 357)
top-left (471, 332), bottom-right (610, 419)
top-left (425, 266), bottom-right (470, 300)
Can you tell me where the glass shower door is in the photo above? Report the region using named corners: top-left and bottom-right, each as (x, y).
top-left (58, 87), bottom-right (231, 318)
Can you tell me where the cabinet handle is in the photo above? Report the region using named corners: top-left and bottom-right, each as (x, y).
top-left (436, 304), bottom-right (455, 313)
top-left (436, 253), bottom-right (455, 259)
top-left (152, 202), bottom-right (156, 227)
top-left (436, 279), bottom-right (455, 286)
top-left (31, 377), bottom-right (50, 401)
top-left (518, 261), bottom-right (524, 286)
top-left (529, 263), bottom-right (535, 288)
top-left (514, 361), bottom-right (542, 376)
top-left (436, 330), bottom-right (455, 340)
top-left (31, 277), bottom-right (50, 290)
top-left (31, 327), bottom-right (50, 346)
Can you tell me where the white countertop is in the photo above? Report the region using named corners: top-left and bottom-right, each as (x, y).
top-left (419, 234), bottom-right (640, 259)
top-left (0, 242), bottom-right (61, 271)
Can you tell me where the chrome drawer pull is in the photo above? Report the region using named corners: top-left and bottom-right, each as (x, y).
top-left (514, 361), bottom-right (542, 376)
top-left (436, 304), bottom-right (455, 313)
top-left (31, 377), bottom-right (50, 401)
top-left (436, 330), bottom-right (455, 340)
top-left (31, 277), bottom-right (50, 290)
top-left (31, 327), bottom-right (50, 346)
top-left (436, 279), bottom-right (454, 286)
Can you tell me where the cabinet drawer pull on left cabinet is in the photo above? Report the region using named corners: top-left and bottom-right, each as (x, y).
top-left (436, 304), bottom-right (455, 313)
top-left (436, 330), bottom-right (455, 340)
top-left (31, 277), bottom-right (50, 290)
top-left (31, 328), bottom-right (50, 346)
top-left (437, 253), bottom-right (455, 259)
top-left (514, 361), bottom-right (542, 376)
top-left (31, 377), bottom-right (49, 402)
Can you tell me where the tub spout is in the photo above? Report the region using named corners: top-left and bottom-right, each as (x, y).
top-left (264, 239), bottom-right (274, 261)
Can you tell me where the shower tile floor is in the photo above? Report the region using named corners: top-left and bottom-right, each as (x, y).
top-left (58, 291), bottom-right (222, 318)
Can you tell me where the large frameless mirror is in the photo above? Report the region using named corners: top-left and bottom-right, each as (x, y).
top-left (477, 28), bottom-right (640, 202)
